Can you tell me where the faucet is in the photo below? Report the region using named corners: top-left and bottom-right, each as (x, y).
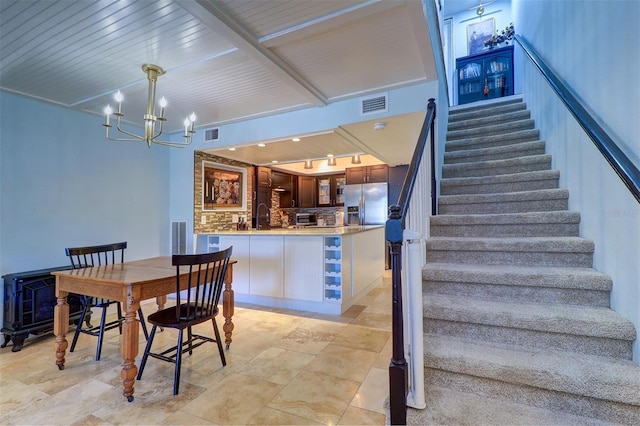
top-left (257, 203), bottom-right (270, 230)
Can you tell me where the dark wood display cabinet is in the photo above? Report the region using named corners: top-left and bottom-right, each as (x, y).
top-left (345, 164), bottom-right (388, 184)
top-left (317, 174), bottom-right (346, 207)
top-left (456, 45), bottom-right (514, 105)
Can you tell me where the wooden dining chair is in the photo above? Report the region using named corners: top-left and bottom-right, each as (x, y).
top-left (136, 246), bottom-right (232, 395)
top-left (65, 241), bottom-right (149, 361)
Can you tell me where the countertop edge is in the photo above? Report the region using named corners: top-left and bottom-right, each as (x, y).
top-left (195, 225), bottom-right (383, 236)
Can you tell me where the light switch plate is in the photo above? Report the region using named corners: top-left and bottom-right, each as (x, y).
top-left (232, 214), bottom-right (239, 223)
top-left (201, 216), bottom-right (207, 224)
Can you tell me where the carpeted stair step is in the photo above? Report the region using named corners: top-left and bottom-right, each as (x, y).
top-left (423, 263), bottom-right (612, 307)
top-left (444, 139), bottom-right (546, 165)
top-left (448, 109), bottom-right (530, 132)
top-left (449, 97), bottom-right (525, 121)
top-left (422, 335), bottom-right (640, 424)
top-left (407, 384), bottom-right (608, 426)
top-left (426, 236), bottom-right (594, 267)
top-left (423, 293), bottom-right (635, 359)
top-left (438, 188), bottom-right (570, 214)
top-left (430, 211), bottom-right (580, 237)
top-left (443, 154), bottom-right (552, 178)
top-left (440, 170), bottom-right (560, 195)
top-left (445, 128), bottom-right (540, 152)
top-left (447, 118), bottom-right (535, 141)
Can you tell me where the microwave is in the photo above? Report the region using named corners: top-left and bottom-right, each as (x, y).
top-left (295, 213), bottom-right (317, 226)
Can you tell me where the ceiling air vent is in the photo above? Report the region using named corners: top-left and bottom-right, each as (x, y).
top-left (360, 93), bottom-right (388, 115)
top-left (204, 127), bottom-right (219, 142)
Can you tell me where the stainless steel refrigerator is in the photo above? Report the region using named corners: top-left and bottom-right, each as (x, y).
top-left (343, 182), bottom-right (388, 225)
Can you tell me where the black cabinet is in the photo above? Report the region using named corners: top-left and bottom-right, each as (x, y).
top-left (317, 174), bottom-right (346, 207)
top-left (2, 267), bottom-right (83, 352)
top-left (345, 165), bottom-right (388, 184)
top-left (388, 165), bottom-right (408, 206)
top-left (456, 45), bottom-right (513, 105)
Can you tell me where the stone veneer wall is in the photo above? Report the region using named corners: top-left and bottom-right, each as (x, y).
top-left (194, 151), bottom-right (254, 233)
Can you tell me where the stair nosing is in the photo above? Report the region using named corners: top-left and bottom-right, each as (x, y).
top-left (423, 334), bottom-right (640, 406)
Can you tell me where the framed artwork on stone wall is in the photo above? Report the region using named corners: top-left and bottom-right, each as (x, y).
top-left (202, 162), bottom-right (246, 211)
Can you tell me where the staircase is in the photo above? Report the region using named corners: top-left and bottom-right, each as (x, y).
top-left (408, 97), bottom-right (640, 425)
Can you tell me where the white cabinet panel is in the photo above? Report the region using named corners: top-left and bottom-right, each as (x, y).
top-left (218, 235), bottom-right (250, 295)
top-left (284, 236), bottom-right (323, 302)
top-left (249, 235), bottom-right (284, 297)
top-left (352, 227), bottom-right (384, 295)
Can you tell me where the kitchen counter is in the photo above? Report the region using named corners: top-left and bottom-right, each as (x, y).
top-left (194, 226), bottom-right (385, 315)
top-left (197, 225), bottom-right (382, 236)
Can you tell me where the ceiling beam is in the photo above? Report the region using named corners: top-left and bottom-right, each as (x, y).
top-left (176, 0), bottom-right (327, 107)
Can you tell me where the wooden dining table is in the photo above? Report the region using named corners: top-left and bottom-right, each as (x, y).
top-left (52, 256), bottom-right (236, 402)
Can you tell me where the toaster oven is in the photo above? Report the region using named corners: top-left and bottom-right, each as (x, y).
top-left (295, 213), bottom-right (317, 226)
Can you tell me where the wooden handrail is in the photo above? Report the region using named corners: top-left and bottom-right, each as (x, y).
top-left (386, 98), bottom-right (436, 425)
top-left (515, 35), bottom-right (640, 204)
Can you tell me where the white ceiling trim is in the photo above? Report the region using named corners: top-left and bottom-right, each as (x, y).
top-left (259, 0), bottom-right (403, 48)
top-left (176, 0), bottom-right (327, 107)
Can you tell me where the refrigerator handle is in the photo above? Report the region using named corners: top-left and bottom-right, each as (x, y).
top-left (360, 197), bottom-right (365, 225)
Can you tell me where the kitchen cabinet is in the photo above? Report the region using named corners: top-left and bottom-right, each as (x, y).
top-left (255, 166), bottom-right (272, 229)
top-left (272, 170), bottom-right (297, 208)
top-left (249, 235), bottom-right (284, 297)
top-left (388, 165), bottom-right (409, 206)
top-left (195, 226), bottom-right (383, 315)
top-left (284, 236), bottom-right (323, 302)
top-left (345, 164), bottom-right (388, 184)
top-left (298, 175), bottom-right (316, 208)
top-left (317, 174), bottom-right (346, 207)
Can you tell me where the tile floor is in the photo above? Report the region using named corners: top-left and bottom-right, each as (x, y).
top-left (0, 274), bottom-right (392, 425)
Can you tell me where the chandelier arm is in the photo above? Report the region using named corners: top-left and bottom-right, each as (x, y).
top-left (152, 139), bottom-right (192, 148)
top-left (153, 120), bottom-right (164, 140)
top-left (114, 125), bottom-right (146, 141)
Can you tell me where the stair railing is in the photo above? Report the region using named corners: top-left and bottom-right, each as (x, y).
top-left (515, 35), bottom-right (640, 204)
top-left (387, 98), bottom-right (436, 425)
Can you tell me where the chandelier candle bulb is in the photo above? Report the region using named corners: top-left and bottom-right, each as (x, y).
top-left (114, 90), bottom-right (123, 114)
top-left (104, 105), bottom-right (112, 126)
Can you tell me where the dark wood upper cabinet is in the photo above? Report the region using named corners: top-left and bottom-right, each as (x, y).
top-left (297, 176), bottom-right (316, 208)
top-left (272, 170), bottom-right (297, 208)
top-left (345, 164), bottom-right (388, 184)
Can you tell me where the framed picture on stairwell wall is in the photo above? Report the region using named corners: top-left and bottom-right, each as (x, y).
top-left (467, 18), bottom-right (495, 55)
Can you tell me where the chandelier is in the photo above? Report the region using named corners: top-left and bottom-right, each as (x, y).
top-left (102, 64), bottom-right (196, 148)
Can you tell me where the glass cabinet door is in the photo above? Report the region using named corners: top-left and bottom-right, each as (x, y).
top-left (335, 176), bottom-right (346, 206)
top-left (318, 177), bottom-right (331, 206)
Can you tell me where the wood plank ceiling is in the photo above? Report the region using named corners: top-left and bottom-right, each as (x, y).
top-left (0, 0), bottom-right (437, 167)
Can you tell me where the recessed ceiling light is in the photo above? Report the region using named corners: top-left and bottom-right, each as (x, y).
top-left (327, 153), bottom-right (334, 157)
top-left (228, 147), bottom-right (236, 151)
top-left (374, 122), bottom-right (386, 130)
top-left (271, 160), bottom-right (278, 163)
top-left (292, 138), bottom-right (300, 142)
top-left (257, 143), bottom-right (266, 147)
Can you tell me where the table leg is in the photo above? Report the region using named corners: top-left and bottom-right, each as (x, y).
top-left (222, 271), bottom-right (234, 349)
top-left (156, 295), bottom-right (166, 311)
top-left (121, 292), bottom-right (140, 402)
top-left (53, 290), bottom-right (69, 370)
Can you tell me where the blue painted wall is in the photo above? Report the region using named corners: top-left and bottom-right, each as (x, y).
top-left (0, 92), bottom-right (171, 277)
